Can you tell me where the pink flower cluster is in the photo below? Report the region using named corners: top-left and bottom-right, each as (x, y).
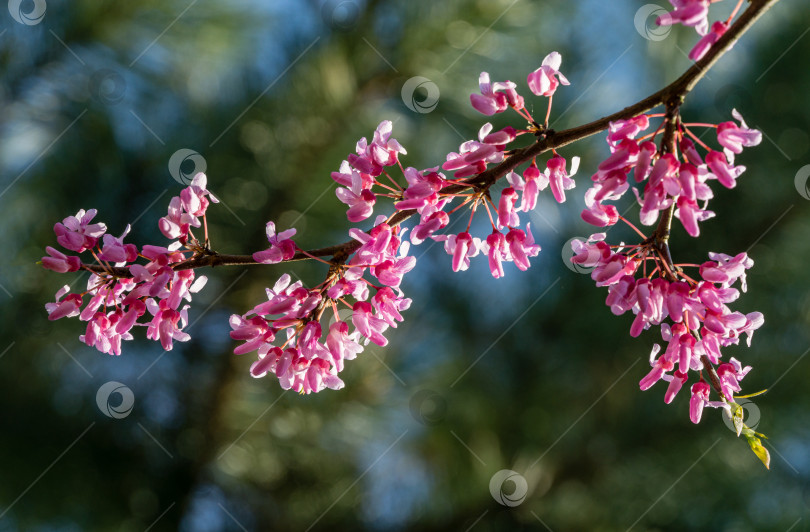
top-left (229, 217), bottom-right (413, 394)
top-left (656, 0), bottom-right (734, 61)
top-left (572, 234), bottom-right (763, 423)
top-left (581, 109), bottom-right (761, 237)
top-left (41, 174), bottom-right (216, 354)
top-left (395, 52), bottom-right (577, 278)
top-left (332, 120), bottom-right (407, 223)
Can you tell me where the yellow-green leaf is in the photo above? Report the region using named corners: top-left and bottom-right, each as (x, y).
top-left (745, 434), bottom-right (771, 469)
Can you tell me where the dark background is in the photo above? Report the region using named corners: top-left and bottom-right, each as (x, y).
top-left (1, 0), bottom-right (809, 530)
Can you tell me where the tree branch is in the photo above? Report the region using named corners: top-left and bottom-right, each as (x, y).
top-left (79, 0), bottom-right (780, 280)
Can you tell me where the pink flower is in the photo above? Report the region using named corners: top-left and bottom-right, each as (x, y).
top-left (253, 221), bottom-right (297, 264)
top-left (373, 242), bottom-right (416, 288)
top-left (336, 172), bottom-right (377, 223)
top-left (519, 162), bottom-right (548, 212)
top-left (634, 141), bottom-right (657, 182)
top-left (700, 252), bottom-right (754, 291)
top-left (527, 52), bottom-right (570, 97)
top-left (411, 211), bottom-right (449, 245)
top-left (470, 72), bottom-right (512, 115)
top-left (689, 381), bottom-right (711, 423)
top-left (45, 285), bottom-right (83, 321)
top-left (706, 150), bottom-right (746, 189)
top-left (506, 225), bottom-right (541, 271)
top-left (717, 109), bottom-right (762, 154)
top-left (689, 20), bottom-right (728, 61)
top-left (372, 287), bottom-right (411, 327)
top-left (352, 301), bottom-right (389, 346)
top-left (41, 246), bottom-right (82, 273)
top-left (657, 0), bottom-right (710, 35)
top-left (98, 225), bottom-right (138, 263)
top-left (484, 231), bottom-right (508, 279)
top-left (497, 187), bottom-right (520, 229)
top-left (607, 116), bottom-right (650, 145)
top-left (54, 209), bottom-right (107, 252)
top-left (664, 370), bottom-right (689, 404)
top-left (443, 232), bottom-right (480, 272)
top-left (145, 300), bottom-right (191, 351)
top-left (546, 155), bottom-right (578, 203)
top-left (80, 311), bottom-right (132, 356)
top-left (326, 321), bottom-right (362, 371)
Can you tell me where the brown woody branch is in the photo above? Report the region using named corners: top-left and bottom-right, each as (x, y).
top-left (80, 0), bottom-right (780, 280)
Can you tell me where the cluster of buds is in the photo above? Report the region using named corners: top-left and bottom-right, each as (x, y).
top-left (41, 174), bottom-right (216, 354)
top-left (230, 216), bottom-right (413, 394)
top-left (573, 235), bottom-right (763, 422)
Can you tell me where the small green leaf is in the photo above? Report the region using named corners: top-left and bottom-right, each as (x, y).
top-left (745, 433), bottom-right (771, 469)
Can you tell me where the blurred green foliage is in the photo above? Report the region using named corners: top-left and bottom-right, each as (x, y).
top-left (1, 0), bottom-right (809, 530)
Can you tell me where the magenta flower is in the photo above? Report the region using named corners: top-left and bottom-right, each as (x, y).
top-left (373, 243), bottom-right (416, 288)
top-left (527, 52), bottom-right (570, 97)
top-left (717, 109), bottom-right (762, 154)
top-left (706, 150), bottom-right (746, 189)
top-left (410, 211), bottom-right (449, 245)
top-left (484, 230), bottom-right (508, 279)
top-left (98, 225), bottom-right (138, 263)
top-left (497, 187), bottom-right (520, 229)
top-left (470, 72), bottom-right (512, 115)
top-left (546, 155), bottom-right (578, 203)
top-left (690, 20), bottom-right (728, 61)
top-left (326, 321), bottom-right (362, 372)
top-left (607, 115), bottom-right (650, 145)
top-left (443, 232), bottom-right (481, 272)
top-left (352, 301), bottom-right (389, 346)
top-left (372, 287), bottom-right (411, 327)
top-left (45, 285), bottom-right (83, 321)
top-left (656, 0), bottom-right (710, 35)
top-left (41, 246), bottom-right (82, 273)
top-left (54, 209), bottom-right (107, 252)
top-left (253, 221), bottom-right (297, 264)
top-left (689, 381), bottom-right (711, 423)
top-left (506, 225), bottom-right (540, 271)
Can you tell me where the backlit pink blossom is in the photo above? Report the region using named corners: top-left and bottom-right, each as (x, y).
top-left (527, 52), bottom-right (570, 97)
